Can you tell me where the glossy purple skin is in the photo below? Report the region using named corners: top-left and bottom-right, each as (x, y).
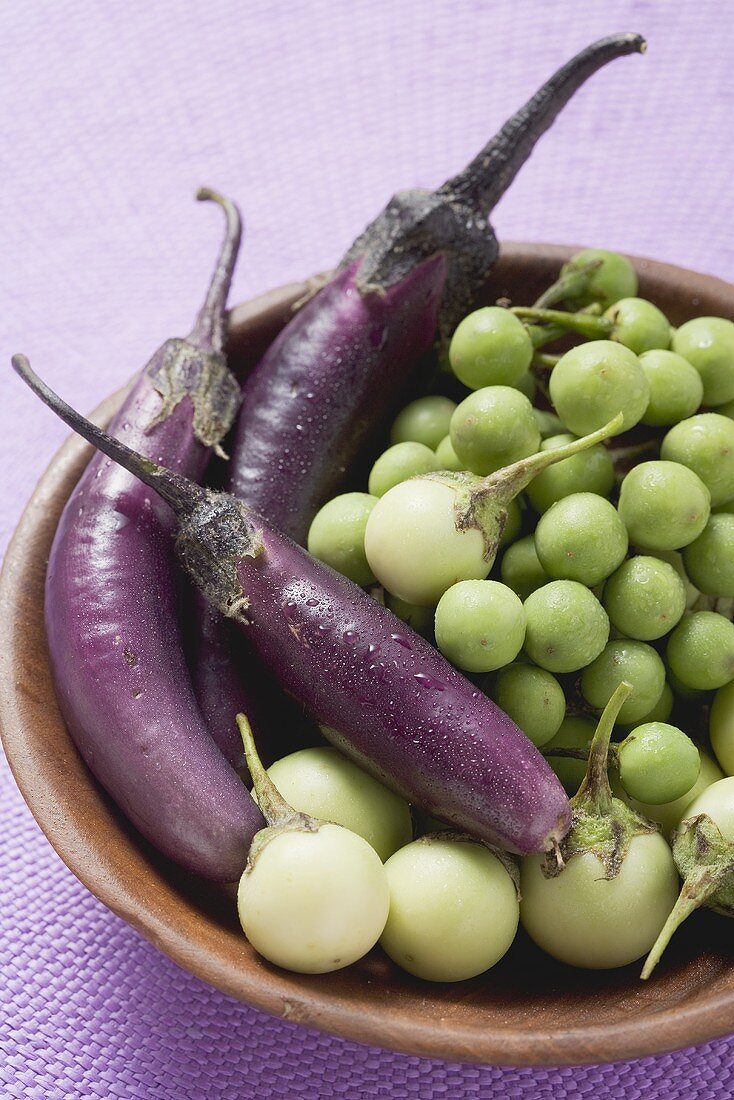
top-left (228, 255), bottom-right (448, 543)
top-left (189, 589), bottom-right (321, 769)
top-left (18, 347), bottom-right (571, 858)
top-left (233, 520), bottom-right (572, 856)
top-left (189, 592), bottom-right (257, 767)
top-left (191, 254), bottom-right (447, 750)
top-left (194, 34), bottom-right (645, 753)
top-left (46, 371), bottom-right (264, 881)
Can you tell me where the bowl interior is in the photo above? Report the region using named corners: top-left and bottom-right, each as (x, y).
top-left (3, 243), bottom-right (734, 1066)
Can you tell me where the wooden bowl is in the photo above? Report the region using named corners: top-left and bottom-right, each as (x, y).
top-left (3, 243), bottom-right (734, 1067)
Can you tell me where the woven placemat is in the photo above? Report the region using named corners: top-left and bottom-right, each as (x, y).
top-left (3, 1), bottom-right (734, 1096)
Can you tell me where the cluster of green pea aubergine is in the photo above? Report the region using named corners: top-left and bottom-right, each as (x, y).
top-left (273, 247), bottom-right (734, 983)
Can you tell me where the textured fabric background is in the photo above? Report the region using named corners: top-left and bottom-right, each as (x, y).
top-left (3, 1), bottom-right (734, 1096)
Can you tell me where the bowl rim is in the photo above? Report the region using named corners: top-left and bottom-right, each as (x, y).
top-left (3, 241), bottom-right (734, 1067)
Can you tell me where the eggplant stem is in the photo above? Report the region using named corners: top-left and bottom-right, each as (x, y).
top-left (188, 189), bottom-right (243, 353)
top-left (236, 713), bottom-right (298, 828)
top-left (521, 286), bottom-right (604, 351)
top-left (439, 34), bottom-right (645, 212)
top-left (484, 413), bottom-right (623, 504)
top-left (513, 305), bottom-right (613, 341)
top-left (573, 682), bottom-right (632, 816)
top-left (641, 867), bottom-right (721, 980)
top-left (543, 744), bottom-right (621, 767)
top-left (12, 355), bottom-right (203, 516)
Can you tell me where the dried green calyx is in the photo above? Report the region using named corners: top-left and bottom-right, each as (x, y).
top-left (237, 713), bottom-right (322, 869)
top-left (542, 682), bottom-right (657, 879)
top-left (674, 814), bottom-right (734, 918)
top-left (422, 414), bottom-right (623, 562)
top-left (641, 813), bottom-right (734, 979)
top-left (417, 469), bottom-right (505, 561)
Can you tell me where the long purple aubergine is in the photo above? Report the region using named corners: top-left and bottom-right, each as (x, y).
top-left (188, 601), bottom-right (322, 769)
top-left (42, 192), bottom-right (265, 881)
top-left (18, 358), bottom-right (572, 857)
top-left (191, 34), bottom-right (645, 753)
top-left (227, 33), bottom-right (645, 541)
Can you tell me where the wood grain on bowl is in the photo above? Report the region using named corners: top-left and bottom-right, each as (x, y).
top-left (2, 245), bottom-right (734, 1066)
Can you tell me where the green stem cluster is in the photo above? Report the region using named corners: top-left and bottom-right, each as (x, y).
top-left (514, 305), bottom-right (612, 341)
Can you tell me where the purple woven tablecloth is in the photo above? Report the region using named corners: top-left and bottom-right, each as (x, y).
top-left (3, 2), bottom-right (734, 1096)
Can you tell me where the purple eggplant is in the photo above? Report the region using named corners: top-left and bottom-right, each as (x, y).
top-left (228, 33), bottom-right (645, 541)
top-left (191, 35), bottom-right (645, 745)
top-left (42, 192), bottom-right (265, 881)
top-left (191, 252), bottom-right (446, 756)
top-left (227, 254), bottom-right (447, 540)
top-left (17, 358), bottom-right (572, 856)
top-left (188, 602), bottom-right (321, 769)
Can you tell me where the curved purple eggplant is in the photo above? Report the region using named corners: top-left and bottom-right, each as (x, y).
top-left (228, 254), bottom-right (447, 540)
top-left (231, 533), bottom-right (570, 855)
top-left (41, 192), bottom-right (265, 881)
top-left (228, 33), bottom-right (645, 541)
top-left (17, 359), bottom-right (572, 856)
top-left (192, 253), bottom-right (446, 756)
top-left (192, 35), bottom-right (645, 755)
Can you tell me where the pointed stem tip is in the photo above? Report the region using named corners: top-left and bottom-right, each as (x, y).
top-left (641, 872), bottom-right (710, 980)
top-left (439, 33), bottom-right (646, 213)
top-left (552, 837), bottom-right (565, 871)
top-left (188, 188), bottom-right (243, 353)
top-left (11, 354), bottom-right (201, 516)
top-left (641, 815), bottom-right (734, 979)
top-left (485, 413), bottom-right (623, 501)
